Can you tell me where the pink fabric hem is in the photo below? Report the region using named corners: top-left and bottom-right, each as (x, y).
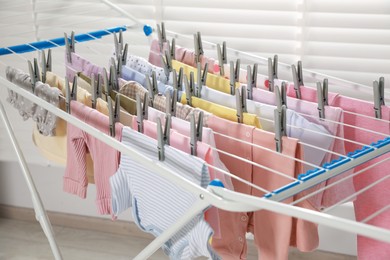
top-left (63, 177), bottom-right (87, 199)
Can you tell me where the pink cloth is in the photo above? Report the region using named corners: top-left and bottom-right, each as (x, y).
top-left (65, 52), bottom-right (104, 82)
top-left (64, 101), bottom-right (123, 215)
top-left (253, 88), bottom-right (355, 209)
top-left (208, 115), bottom-right (318, 260)
top-left (287, 85), bottom-right (390, 259)
top-left (148, 39), bottom-right (217, 73)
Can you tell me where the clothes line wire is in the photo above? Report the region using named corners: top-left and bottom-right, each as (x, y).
top-left (361, 205), bottom-right (390, 224)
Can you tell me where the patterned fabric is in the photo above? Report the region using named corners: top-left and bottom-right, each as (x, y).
top-left (118, 79), bottom-right (147, 100)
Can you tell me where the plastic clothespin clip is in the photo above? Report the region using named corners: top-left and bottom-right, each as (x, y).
top-left (190, 111), bottom-right (204, 156)
top-left (194, 32), bottom-right (204, 64)
top-left (268, 55), bottom-right (278, 92)
top-left (160, 49), bottom-right (172, 82)
top-left (229, 59), bottom-right (241, 95)
top-left (217, 41), bottom-right (227, 76)
top-left (91, 73), bottom-right (102, 109)
top-left (165, 89), bottom-right (177, 117)
top-left (292, 61), bottom-right (304, 99)
top-left (184, 72), bottom-right (195, 106)
top-left (167, 38), bottom-right (176, 60)
top-left (274, 105), bottom-right (287, 153)
top-left (246, 65), bottom-right (254, 100)
top-left (196, 62), bottom-right (208, 98)
top-left (274, 83), bottom-right (287, 110)
top-left (107, 94), bottom-right (120, 137)
top-left (102, 66), bottom-right (117, 100)
top-left (28, 58), bottom-right (40, 93)
top-left (65, 76), bottom-right (78, 113)
top-left (114, 30), bottom-right (128, 66)
top-left (236, 85), bottom-right (247, 124)
top-left (373, 77), bottom-right (385, 119)
top-left (157, 22), bottom-right (167, 52)
top-left (157, 114), bottom-right (171, 161)
top-left (136, 92), bottom-right (149, 133)
top-left (316, 79), bottom-right (328, 119)
top-left (40, 49), bottom-right (52, 83)
top-left (64, 31), bottom-right (75, 63)
top-left (172, 68), bottom-right (183, 94)
top-left (145, 71), bottom-right (158, 107)
top-left (110, 57), bottom-right (121, 89)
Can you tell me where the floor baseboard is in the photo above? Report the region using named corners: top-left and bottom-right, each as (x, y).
top-left (0, 204), bottom-right (154, 240)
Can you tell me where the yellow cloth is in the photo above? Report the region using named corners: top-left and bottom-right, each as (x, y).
top-left (32, 72), bottom-right (109, 184)
top-left (180, 94), bottom-right (261, 128)
top-left (172, 60), bottom-right (235, 94)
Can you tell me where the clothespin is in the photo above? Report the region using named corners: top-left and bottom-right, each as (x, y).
top-left (157, 114), bottom-right (171, 161)
top-left (165, 89), bottom-right (177, 117)
top-left (28, 58), bottom-right (40, 93)
top-left (102, 66), bottom-right (117, 100)
top-left (229, 59), bottom-right (240, 95)
top-left (91, 73), bottom-right (102, 109)
top-left (268, 55), bottom-right (278, 92)
top-left (160, 49), bottom-right (172, 81)
top-left (172, 68), bottom-right (183, 94)
top-left (167, 38), bottom-right (176, 60)
top-left (246, 64), bottom-right (257, 100)
top-left (236, 85), bottom-right (247, 124)
top-left (110, 57), bottom-right (121, 89)
top-left (373, 77), bottom-right (385, 119)
top-left (217, 41), bottom-right (227, 76)
top-left (64, 31), bottom-right (75, 63)
top-left (194, 32), bottom-right (204, 64)
top-left (184, 73), bottom-right (195, 106)
top-left (114, 30), bottom-right (128, 66)
top-left (65, 76), bottom-right (77, 113)
top-left (292, 61), bottom-right (304, 99)
top-left (136, 92), bottom-right (149, 133)
top-left (274, 105), bottom-right (287, 153)
top-left (316, 79), bottom-right (328, 119)
top-left (274, 83), bottom-right (287, 110)
top-left (107, 94), bottom-right (120, 137)
top-left (190, 111), bottom-right (204, 156)
top-left (196, 62), bottom-right (208, 98)
top-left (40, 49), bottom-right (52, 83)
top-left (157, 22), bottom-right (167, 52)
top-left (145, 71), bottom-right (158, 107)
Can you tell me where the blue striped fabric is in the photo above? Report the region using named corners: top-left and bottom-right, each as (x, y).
top-left (110, 127), bottom-right (220, 259)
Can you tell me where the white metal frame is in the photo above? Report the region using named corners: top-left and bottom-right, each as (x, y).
top-left (2, 76), bottom-right (390, 259)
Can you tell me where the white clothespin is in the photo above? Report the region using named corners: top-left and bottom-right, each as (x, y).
top-left (167, 38), bottom-right (176, 60)
top-left (165, 89), bottom-right (177, 117)
top-left (274, 83), bottom-right (287, 110)
top-left (114, 30), bottom-right (128, 66)
top-left (190, 111), bottom-right (203, 156)
top-left (246, 64), bottom-right (258, 100)
top-left (91, 73), bottom-right (102, 109)
top-left (292, 61), bottom-right (304, 99)
top-left (316, 78), bottom-right (328, 119)
top-left (64, 31), bottom-right (75, 63)
top-left (161, 48), bottom-right (172, 81)
top-left (110, 57), bottom-right (121, 89)
top-left (217, 41), bottom-right (227, 76)
top-left (230, 59), bottom-right (240, 95)
top-left (184, 73), bottom-right (195, 106)
top-left (373, 77), bottom-right (385, 119)
top-left (268, 55), bottom-right (278, 92)
top-left (107, 94), bottom-right (120, 137)
top-left (65, 76), bottom-right (77, 113)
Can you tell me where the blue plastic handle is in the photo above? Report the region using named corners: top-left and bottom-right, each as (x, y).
top-left (0, 26), bottom-right (128, 56)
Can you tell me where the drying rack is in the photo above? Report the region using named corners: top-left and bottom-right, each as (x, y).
top-left (1, 1), bottom-right (390, 259)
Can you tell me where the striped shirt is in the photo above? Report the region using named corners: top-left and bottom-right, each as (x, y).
top-left (111, 127), bottom-right (220, 259)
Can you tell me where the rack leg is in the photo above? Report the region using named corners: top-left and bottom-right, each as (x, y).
top-left (133, 198), bottom-right (210, 260)
top-left (0, 102), bottom-right (63, 260)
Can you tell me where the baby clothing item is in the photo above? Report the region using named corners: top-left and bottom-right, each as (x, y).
top-left (149, 39), bottom-right (217, 74)
top-left (64, 100), bottom-right (123, 215)
top-left (286, 84), bottom-right (390, 259)
top-left (6, 66), bottom-right (37, 120)
top-left (33, 82), bottom-right (62, 136)
top-left (115, 126), bottom-right (220, 259)
top-left (65, 52), bottom-right (104, 84)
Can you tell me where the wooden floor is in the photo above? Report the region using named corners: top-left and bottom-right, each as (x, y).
top-left (0, 216), bottom-right (356, 260)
